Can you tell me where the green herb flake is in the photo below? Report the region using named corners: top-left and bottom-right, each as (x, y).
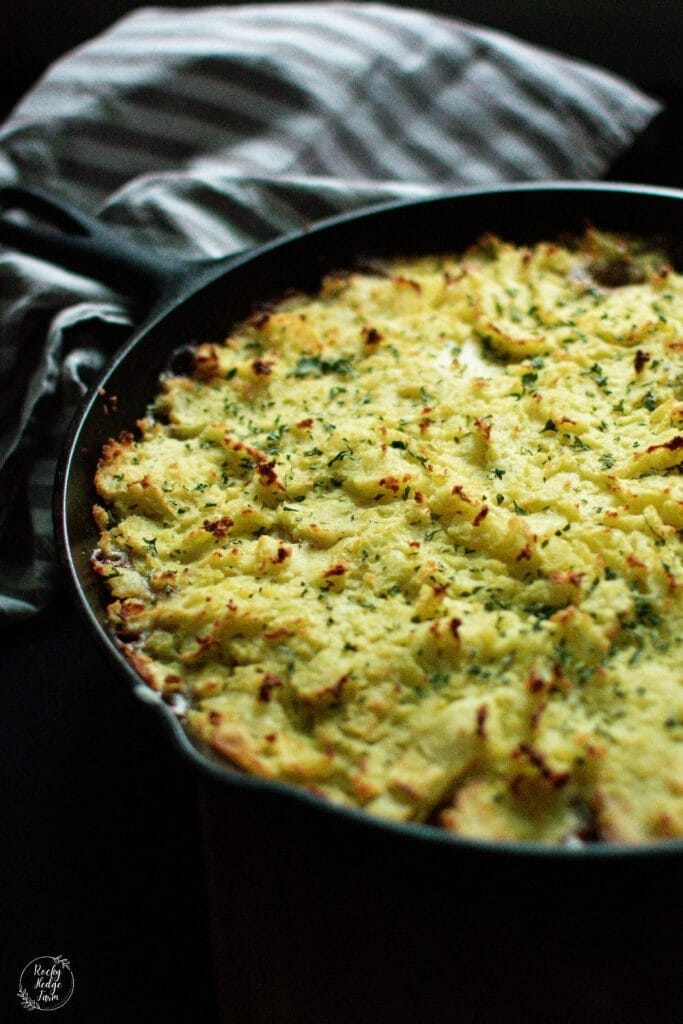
top-left (643, 389), bottom-right (658, 412)
top-left (327, 446), bottom-right (353, 467)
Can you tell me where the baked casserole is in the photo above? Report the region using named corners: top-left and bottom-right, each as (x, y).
top-left (92, 229), bottom-right (683, 844)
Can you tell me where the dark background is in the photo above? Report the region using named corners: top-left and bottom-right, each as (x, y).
top-left (2, 3), bottom-right (682, 1022)
top-left (1, 595), bottom-right (216, 1022)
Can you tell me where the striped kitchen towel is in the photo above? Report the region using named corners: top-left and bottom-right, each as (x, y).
top-left (0, 2), bottom-right (661, 617)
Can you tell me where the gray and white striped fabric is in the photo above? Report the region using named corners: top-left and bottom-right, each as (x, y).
top-left (0, 2), bottom-right (661, 618)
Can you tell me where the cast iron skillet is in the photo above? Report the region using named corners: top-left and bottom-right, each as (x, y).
top-left (2, 180), bottom-right (683, 864)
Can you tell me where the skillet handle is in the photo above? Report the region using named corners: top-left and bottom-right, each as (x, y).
top-left (0, 185), bottom-right (193, 302)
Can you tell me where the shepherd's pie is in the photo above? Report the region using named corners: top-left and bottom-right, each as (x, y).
top-left (93, 230), bottom-right (683, 844)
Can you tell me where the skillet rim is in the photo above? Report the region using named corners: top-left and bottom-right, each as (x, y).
top-left (55, 179), bottom-right (683, 860)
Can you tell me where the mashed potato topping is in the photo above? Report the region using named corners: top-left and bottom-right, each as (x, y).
top-left (93, 230), bottom-right (683, 844)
